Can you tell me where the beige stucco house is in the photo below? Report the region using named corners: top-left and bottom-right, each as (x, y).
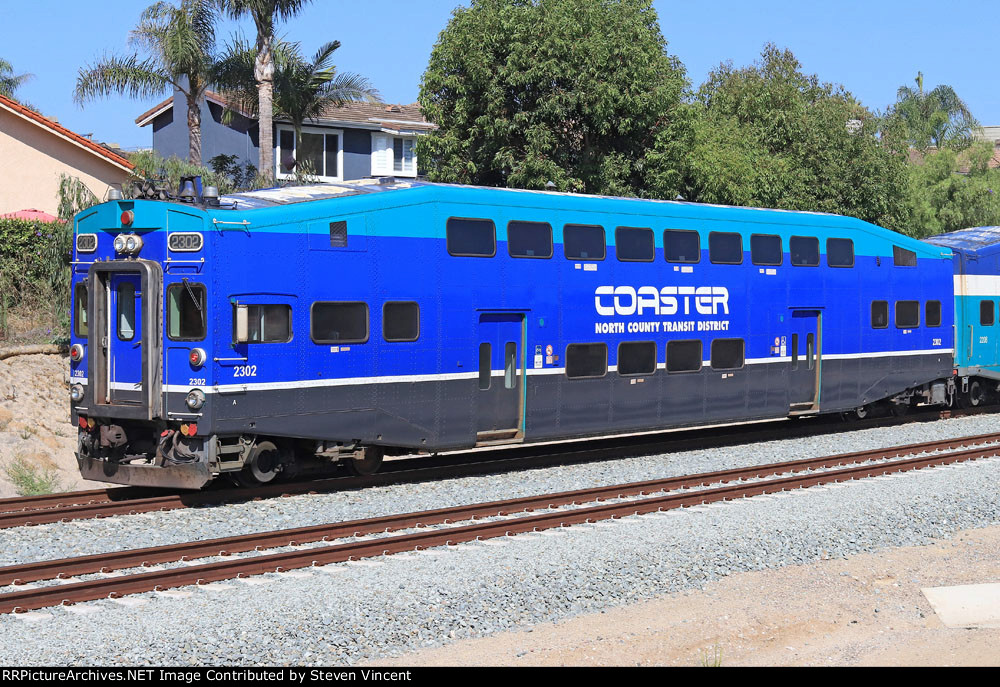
top-left (0, 93), bottom-right (133, 216)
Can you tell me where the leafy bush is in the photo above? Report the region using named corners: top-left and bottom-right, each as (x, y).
top-left (0, 217), bottom-right (72, 342)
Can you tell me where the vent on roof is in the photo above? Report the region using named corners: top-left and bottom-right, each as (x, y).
top-left (385, 105), bottom-right (401, 113)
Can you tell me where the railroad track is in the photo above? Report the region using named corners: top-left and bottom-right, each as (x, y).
top-left (2, 431), bottom-right (998, 614)
top-left (1, 406), bottom-right (992, 529)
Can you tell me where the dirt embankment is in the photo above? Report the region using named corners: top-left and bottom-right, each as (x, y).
top-left (0, 353), bottom-right (88, 497)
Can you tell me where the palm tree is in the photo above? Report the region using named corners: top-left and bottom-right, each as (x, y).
top-left (217, 0), bottom-right (313, 183)
top-left (0, 58), bottom-right (32, 100)
top-left (74, 0), bottom-right (218, 164)
top-left (894, 71), bottom-right (980, 152)
top-left (215, 38), bottom-right (379, 175)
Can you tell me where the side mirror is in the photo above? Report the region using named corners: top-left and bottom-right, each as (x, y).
top-left (235, 304), bottom-right (249, 343)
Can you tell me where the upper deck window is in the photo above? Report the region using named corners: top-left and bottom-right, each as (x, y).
top-left (893, 245), bottom-right (917, 267)
top-left (614, 226), bottom-right (654, 262)
top-left (447, 218), bottom-right (496, 257)
top-left (709, 232), bottom-right (743, 264)
top-left (663, 229), bottom-right (700, 263)
top-left (790, 236), bottom-right (820, 266)
top-left (563, 224), bottom-right (606, 260)
top-left (507, 221), bottom-right (553, 258)
top-left (827, 238), bottom-right (854, 267)
top-left (750, 234), bottom-right (782, 266)
top-left (167, 282), bottom-right (206, 341)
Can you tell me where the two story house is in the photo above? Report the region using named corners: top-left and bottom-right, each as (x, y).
top-left (135, 89), bottom-right (435, 182)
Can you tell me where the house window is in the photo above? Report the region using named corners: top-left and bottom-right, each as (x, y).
top-left (276, 125), bottom-right (343, 181)
top-left (372, 133), bottom-right (417, 176)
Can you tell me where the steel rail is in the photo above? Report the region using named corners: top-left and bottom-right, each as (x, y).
top-left (3, 417), bottom-right (1000, 529)
top-left (2, 441), bottom-right (998, 613)
top-left (1, 404), bottom-right (981, 519)
top-left (2, 433), bottom-right (999, 586)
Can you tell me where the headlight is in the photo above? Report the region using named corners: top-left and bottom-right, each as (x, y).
top-left (185, 388), bottom-right (206, 410)
top-left (114, 235), bottom-right (126, 253)
top-left (69, 344), bottom-right (84, 362)
top-left (70, 384), bottom-right (84, 402)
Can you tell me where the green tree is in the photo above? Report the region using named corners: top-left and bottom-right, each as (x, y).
top-left (0, 58), bottom-right (32, 100)
top-left (215, 37), bottom-right (378, 174)
top-left (74, 0), bottom-right (219, 165)
top-left (418, 0), bottom-right (688, 196)
top-left (905, 144), bottom-right (1000, 237)
top-left (676, 45), bottom-right (910, 231)
top-left (217, 0), bottom-right (313, 183)
top-left (893, 71), bottom-right (979, 152)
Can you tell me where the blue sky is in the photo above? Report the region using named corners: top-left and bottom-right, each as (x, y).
top-left (3, 1), bottom-right (998, 150)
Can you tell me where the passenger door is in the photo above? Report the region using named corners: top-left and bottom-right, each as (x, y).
top-left (475, 313), bottom-right (524, 441)
top-left (788, 309), bottom-right (821, 413)
top-left (88, 261), bottom-right (162, 420)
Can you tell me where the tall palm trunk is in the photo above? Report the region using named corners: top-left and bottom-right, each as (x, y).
top-left (256, 37), bottom-right (275, 183)
top-left (186, 93), bottom-right (203, 165)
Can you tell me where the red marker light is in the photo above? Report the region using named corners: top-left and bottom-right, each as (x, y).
top-left (121, 210), bottom-right (134, 226)
top-left (78, 416), bottom-right (88, 429)
top-left (188, 423), bottom-right (198, 436)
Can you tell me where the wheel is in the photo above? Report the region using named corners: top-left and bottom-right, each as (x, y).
top-left (239, 440), bottom-right (282, 485)
top-left (968, 380), bottom-right (984, 408)
top-left (889, 401), bottom-right (909, 417)
top-left (345, 447), bottom-right (384, 476)
top-left (843, 405), bottom-right (870, 421)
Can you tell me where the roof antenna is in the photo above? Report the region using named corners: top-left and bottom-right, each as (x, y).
top-left (545, 181), bottom-right (556, 191)
top-left (675, 194), bottom-right (685, 201)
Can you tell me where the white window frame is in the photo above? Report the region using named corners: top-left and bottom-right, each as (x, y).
top-left (275, 124), bottom-right (344, 182)
top-left (371, 132), bottom-right (418, 177)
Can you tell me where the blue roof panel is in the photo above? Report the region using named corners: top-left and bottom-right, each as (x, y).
top-left (924, 226), bottom-right (1000, 251)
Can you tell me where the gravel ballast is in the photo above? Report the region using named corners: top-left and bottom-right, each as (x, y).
top-left (0, 414), bottom-right (998, 665)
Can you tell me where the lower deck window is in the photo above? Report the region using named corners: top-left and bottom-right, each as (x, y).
top-left (167, 282), bottom-right (206, 341)
top-left (711, 338), bottom-right (745, 370)
top-left (617, 341), bottom-right (656, 376)
top-left (981, 300), bottom-right (995, 327)
top-left (312, 302), bottom-right (369, 343)
top-left (242, 305), bottom-right (292, 343)
top-left (566, 343), bottom-right (607, 379)
top-left (666, 339), bottom-right (702, 373)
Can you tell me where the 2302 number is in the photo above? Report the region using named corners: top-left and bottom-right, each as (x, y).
top-left (234, 365), bottom-right (257, 378)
